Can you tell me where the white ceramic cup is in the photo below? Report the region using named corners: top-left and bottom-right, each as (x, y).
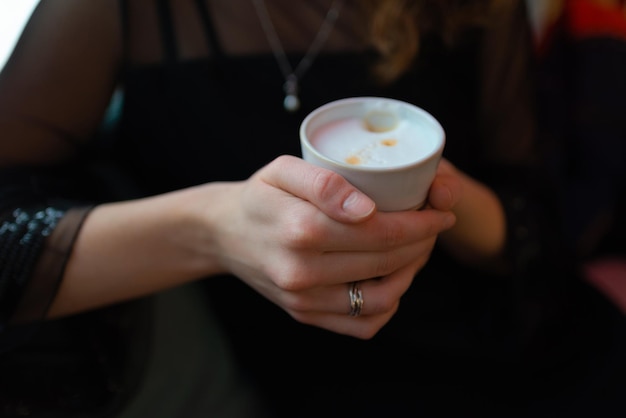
top-left (300, 97), bottom-right (446, 211)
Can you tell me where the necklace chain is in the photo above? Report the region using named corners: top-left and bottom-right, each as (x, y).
top-left (251, 0), bottom-right (344, 112)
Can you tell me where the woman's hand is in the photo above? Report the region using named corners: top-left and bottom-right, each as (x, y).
top-left (427, 158), bottom-right (464, 212)
top-left (204, 155), bottom-right (458, 339)
top-left (434, 158), bottom-right (507, 264)
top-left (52, 155), bottom-right (460, 338)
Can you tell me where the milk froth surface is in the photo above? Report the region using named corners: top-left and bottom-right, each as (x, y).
top-left (310, 117), bottom-right (439, 168)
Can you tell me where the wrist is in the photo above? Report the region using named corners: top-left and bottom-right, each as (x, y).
top-left (170, 181), bottom-right (242, 277)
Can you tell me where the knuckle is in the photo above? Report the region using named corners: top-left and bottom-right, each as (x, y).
top-left (271, 154), bottom-right (293, 169)
top-left (365, 287), bottom-right (398, 316)
top-left (281, 222), bottom-right (310, 249)
top-left (271, 261), bottom-right (314, 292)
top-left (272, 274), bottom-right (299, 292)
top-left (374, 253), bottom-right (396, 277)
top-left (375, 292), bottom-right (398, 314)
top-left (358, 328), bottom-right (379, 340)
top-left (357, 305), bottom-right (399, 340)
top-left (281, 292), bottom-right (311, 313)
top-left (280, 212), bottom-right (323, 250)
top-left (384, 222), bottom-right (406, 247)
top-left (260, 155), bottom-right (289, 178)
top-left (289, 311), bottom-right (316, 326)
top-left (311, 168), bottom-right (344, 202)
top-left (355, 323), bottom-right (383, 340)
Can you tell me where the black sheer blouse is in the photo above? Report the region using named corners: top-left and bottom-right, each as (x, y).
top-left (0, 0), bottom-right (576, 416)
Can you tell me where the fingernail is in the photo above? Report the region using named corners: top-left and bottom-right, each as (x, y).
top-left (342, 191), bottom-right (375, 219)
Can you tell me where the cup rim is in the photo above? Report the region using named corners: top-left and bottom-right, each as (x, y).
top-left (300, 97), bottom-right (446, 173)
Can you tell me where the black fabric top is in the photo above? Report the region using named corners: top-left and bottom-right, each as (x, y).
top-left (112, 36), bottom-right (485, 193)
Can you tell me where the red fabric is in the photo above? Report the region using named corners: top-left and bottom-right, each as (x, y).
top-left (567, 0), bottom-right (626, 39)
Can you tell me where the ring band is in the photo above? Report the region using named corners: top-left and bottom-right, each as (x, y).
top-left (348, 281), bottom-right (364, 317)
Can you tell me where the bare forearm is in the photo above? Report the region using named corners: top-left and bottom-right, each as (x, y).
top-left (47, 184), bottom-right (227, 318)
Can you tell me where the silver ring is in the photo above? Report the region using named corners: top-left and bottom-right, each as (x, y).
top-left (348, 281), bottom-right (364, 317)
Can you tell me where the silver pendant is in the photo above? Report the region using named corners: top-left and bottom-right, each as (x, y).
top-left (283, 75), bottom-right (300, 112)
top-left (283, 94), bottom-right (300, 112)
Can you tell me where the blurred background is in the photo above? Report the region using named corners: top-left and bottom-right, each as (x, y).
top-left (0, 0), bottom-right (39, 70)
top-left (0, 0), bottom-right (556, 72)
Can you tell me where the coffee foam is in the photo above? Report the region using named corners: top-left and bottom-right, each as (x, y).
top-left (310, 115), bottom-right (440, 168)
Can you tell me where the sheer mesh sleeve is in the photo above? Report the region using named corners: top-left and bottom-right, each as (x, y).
top-left (3, 206), bottom-right (92, 325)
top-left (0, 0), bottom-right (124, 348)
top-left (0, 196), bottom-right (68, 323)
top-left (0, 166), bottom-right (100, 350)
